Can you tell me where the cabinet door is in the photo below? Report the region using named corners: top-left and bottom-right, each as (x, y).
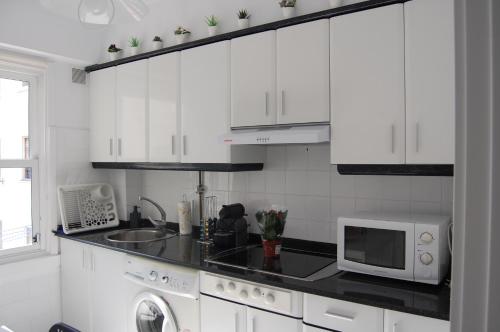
top-left (405, 0), bottom-right (455, 164)
top-left (231, 31), bottom-right (277, 127)
top-left (303, 325), bottom-right (329, 332)
top-left (384, 310), bottom-right (450, 332)
top-left (277, 20), bottom-right (330, 125)
top-left (200, 295), bottom-right (246, 332)
top-left (148, 53), bottom-right (180, 162)
top-left (89, 67), bottom-right (116, 162)
top-left (330, 5), bottom-right (405, 164)
top-left (89, 246), bottom-right (126, 332)
top-left (60, 239), bottom-right (91, 332)
top-left (248, 307), bottom-right (302, 332)
top-left (116, 60), bottom-right (147, 162)
top-left (181, 41), bottom-right (230, 163)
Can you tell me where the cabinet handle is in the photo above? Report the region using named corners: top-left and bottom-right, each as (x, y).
top-left (91, 252), bottom-right (95, 272)
top-left (248, 314), bottom-right (255, 332)
top-left (415, 122), bottom-right (420, 153)
top-left (234, 311), bottom-right (239, 332)
top-left (171, 135), bottom-right (175, 155)
top-left (281, 90), bottom-right (285, 115)
top-left (183, 135), bottom-right (187, 156)
top-left (324, 311), bottom-right (355, 322)
top-left (82, 249), bottom-right (86, 270)
top-left (393, 322), bottom-right (398, 332)
top-left (109, 138), bottom-right (113, 156)
top-left (118, 138), bottom-right (122, 156)
top-left (391, 125), bottom-right (395, 154)
top-left (265, 92), bottom-right (269, 116)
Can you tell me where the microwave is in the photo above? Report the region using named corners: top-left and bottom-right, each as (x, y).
top-left (337, 214), bottom-right (451, 285)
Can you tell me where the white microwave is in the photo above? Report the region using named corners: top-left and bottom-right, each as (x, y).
top-left (337, 214), bottom-right (451, 285)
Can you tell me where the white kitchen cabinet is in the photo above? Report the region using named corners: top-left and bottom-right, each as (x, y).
top-left (330, 4), bottom-right (405, 164)
top-left (231, 31), bottom-right (277, 127)
top-left (60, 239), bottom-right (126, 332)
top-left (248, 307), bottom-right (302, 332)
top-left (89, 67), bottom-right (116, 162)
top-left (148, 52), bottom-right (180, 162)
top-left (384, 310), bottom-right (450, 332)
top-left (277, 20), bottom-right (330, 125)
top-left (116, 59), bottom-right (148, 162)
top-left (201, 295), bottom-right (246, 332)
top-left (303, 325), bottom-right (329, 332)
top-left (404, 0), bottom-right (455, 164)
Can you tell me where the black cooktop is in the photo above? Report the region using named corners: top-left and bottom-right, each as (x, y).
top-left (208, 245), bottom-right (336, 278)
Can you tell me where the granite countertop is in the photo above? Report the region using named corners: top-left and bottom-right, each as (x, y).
top-left (55, 226), bottom-right (450, 321)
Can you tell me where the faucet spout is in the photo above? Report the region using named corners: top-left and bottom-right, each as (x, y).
top-left (139, 195), bottom-right (167, 227)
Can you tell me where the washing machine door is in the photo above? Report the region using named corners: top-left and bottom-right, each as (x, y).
top-left (133, 292), bottom-right (178, 332)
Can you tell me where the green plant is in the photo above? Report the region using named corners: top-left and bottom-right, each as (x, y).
top-left (205, 15), bottom-right (218, 27)
top-left (237, 9), bottom-right (250, 19)
top-left (279, 0), bottom-right (296, 7)
top-left (153, 36), bottom-right (162, 42)
top-left (174, 26), bottom-right (190, 35)
top-left (107, 44), bottom-right (122, 53)
top-left (129, 37), bottom-right (140, 47)
top-left (256, 209), bottom-right (288, 241)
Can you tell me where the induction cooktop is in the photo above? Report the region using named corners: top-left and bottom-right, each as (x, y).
top-left (205, 245), bottom-right (339, 281)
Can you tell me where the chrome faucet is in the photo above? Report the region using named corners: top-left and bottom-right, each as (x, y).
top-left (139, 195), bottom-right (167, 227)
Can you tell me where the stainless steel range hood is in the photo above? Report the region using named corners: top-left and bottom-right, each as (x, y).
top-left (219, 124), bottom-right (330, 145)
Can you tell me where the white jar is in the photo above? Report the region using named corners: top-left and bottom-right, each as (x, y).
top-left (175, 34), bottom-right (188, 45)
top-left (238, 18), bottom-right (250, 29)
top-left (329, 0), bottom-right (344, 8)
top-left (282, 6), bottom-right (296, 18)
top-left (152, 41), bottom-right (163, 51)
top-left (177, 201), bottom-right (192, 235)
top-left (108, 52), bottom-right (120, 61)
top-left (208, 25), bottom-right (218, 37)
top-left (129, 47), bottom-right (139, 56)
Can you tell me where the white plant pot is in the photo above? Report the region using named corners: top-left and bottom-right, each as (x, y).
top-left (175, 34), bottom-right (189, 45)
top-left (282, 6), bottom-right (296, 18)
top-left (238, 18), bottom-right (250, 29)
top-left (329, 0), bottom-right (344, 8)
top-left (108, 52), bottom-right (120, 61)
top-left (208, 25), bottom-right (218, 37)
top-left (152, 41), bottom-right (163, 50)
top-left (129, 47), bottom-right (139, 56)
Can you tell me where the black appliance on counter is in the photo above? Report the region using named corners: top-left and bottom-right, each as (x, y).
top-left (213, 203), bottom-right (248, 249)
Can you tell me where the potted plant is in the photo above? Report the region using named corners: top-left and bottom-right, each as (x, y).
top-left (174, 26), bottom-right (191, 44)
top-left (107, 44), bottom-right (122, 61)
top-left (128, 37), bottom-right (140, 56)
top-left (279, 0), bottom-right (297, 18)
top-left (205, 15), bottom-right (219, 37)
top-left (237, 9), bottom-right (250, 29)
top-left (152, 36), bottom-right (163, 50)
top-left (329, 0), bottom-right (344, 8)
top-left (256, 208), bottom-right (288, 258)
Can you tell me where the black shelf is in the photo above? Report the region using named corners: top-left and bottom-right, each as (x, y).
top-left (92, 162), bottom-right (264, 172)
top-left (85, 0), bottom-right (407, 73)
top-left (337, 164), bottom-right (454, 176)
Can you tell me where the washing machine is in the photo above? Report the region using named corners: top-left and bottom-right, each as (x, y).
top-left (124, 255), bottom-right (200, 332)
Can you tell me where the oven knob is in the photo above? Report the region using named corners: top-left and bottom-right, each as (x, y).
top-left (228, 282), bottom-right (236, 291)
top-left (148, 271), bottom-right (158, 281)
top-left (216, 283), bottom-right (224, 293)
top-left (265, 293), bottom-right (275, 304)
top-left (161, 276), bottom-right (169, 284)
top-left (419, 252), bottom-right (434, 265)
top-left (239, 289), bottom-right (248, 299)
top-left (252, 288), bottom-right (261, 298)
top-left (420, 232), bottom-right (434, 244)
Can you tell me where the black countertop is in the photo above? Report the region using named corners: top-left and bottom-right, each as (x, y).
top-left (55, 226), bottom-right (450, 321)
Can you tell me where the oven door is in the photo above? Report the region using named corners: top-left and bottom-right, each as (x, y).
top-left (132, 292), bottom-right (178, 332)
top-left (337, 217), bottom-right (414, 281)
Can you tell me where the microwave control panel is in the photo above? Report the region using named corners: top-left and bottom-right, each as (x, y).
top-left (414, 221), bottom-right (449, 284)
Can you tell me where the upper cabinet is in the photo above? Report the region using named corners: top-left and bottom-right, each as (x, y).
top-left (116, 60), bottom-right (148, 162)
top-left (330, 4), bottom-right (405, 164)
top-left (148, 52), bottom-right (180, 162)
top-left (277, 20), bottom-right (330, 125)
top-left (405, 0), bottom-right (455, 164)
top-left (231, 31), bottom-right (277, 128)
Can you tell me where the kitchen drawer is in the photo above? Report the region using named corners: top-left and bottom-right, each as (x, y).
top-left (303, 324), bottom-right (330, 332)
top-left (304, 294), bottom-right (383, 332)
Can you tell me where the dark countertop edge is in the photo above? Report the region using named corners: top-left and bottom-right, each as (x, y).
top-left (54, 231), bottom-right (449, 321)
top-left (337, 164), bottom-right (454, 176)
top-left (92, 162), bottom-right (264, 172)
top-left (85, 0), bottom-right (408, 72)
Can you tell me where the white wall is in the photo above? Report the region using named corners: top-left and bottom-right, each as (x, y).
top-left (137, 144), bottom-right (453, 243)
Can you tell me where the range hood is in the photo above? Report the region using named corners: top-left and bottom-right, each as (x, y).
top-left (220, 125), bottom-right (330, 145)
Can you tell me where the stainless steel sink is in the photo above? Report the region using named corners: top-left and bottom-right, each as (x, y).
top-left (105, 229), bottom-right (177, 243)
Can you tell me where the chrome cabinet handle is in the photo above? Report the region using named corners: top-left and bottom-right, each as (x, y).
top-left (391, 124), bottom-right (395, 154)
top-left (171, 135), bottom-right (175, 155)
top-left (82, 248), bottom-right (86, 270)
top-left (324, 311), bottom-right (355, 322)
top-left (183, 135), bottom-right (187, 156)
top-left (416, 122), bottom-right (420, 153)
top-left (281, 90), bottom-right (285, 115)
top-left (265, 92), bottom-right (269, 116)
top-left (109, 138), bottom-right (113, 156)
top-left (234, 311), bottom-right (239, 332)
top-left (248, 315), bottom-right (255, 332)
top-left (118, 138), bottom-right (122, 156)
top-left (393, 322), bottom-right (398, 332)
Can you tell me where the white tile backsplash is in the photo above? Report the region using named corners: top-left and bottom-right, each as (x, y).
top-left (138, 144), bottom-right (454, 243)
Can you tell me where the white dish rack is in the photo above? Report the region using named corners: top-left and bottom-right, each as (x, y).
top-left (58, 183), bottom-right (119, 234)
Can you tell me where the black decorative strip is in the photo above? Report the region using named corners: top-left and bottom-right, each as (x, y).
top-left (337, 164), bottom-right (454, 176)
top-left (85, 0), bottom-right (407, 73)
top-left (91, 162), bottom-right (264, 172)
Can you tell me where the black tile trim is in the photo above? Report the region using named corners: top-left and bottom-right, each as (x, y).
top-left (303, 322), bottom-right (341, 332)
top-left (337, 164), bottom-right (454, 176)
top-left (91, 162), bottom-right (264, 172)
top-left (85, 0), bottom-right (408, 73)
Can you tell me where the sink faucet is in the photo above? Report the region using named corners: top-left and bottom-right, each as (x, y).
top-left (139, 195), bottom-right (167, 228)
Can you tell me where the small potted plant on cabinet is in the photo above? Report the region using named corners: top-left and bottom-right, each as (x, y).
top-left (329, 0), bottom-right (344, 8)
top-left (256, 208), bottom-right (288, 258)
top-left (237, 9), bottom-right (250, 29)
top-left (107, 44), bottom-right (122, 61)
top-left (206, 15), bottom-right (219, 37)
top-left (152, 36), bottom-right (163, 50)
top-left (128, 37), bottom-right (140, 56)
top-left (279, 0), bottom-right (297, 18)
top-left (174, 26), bottom-right (191, 44)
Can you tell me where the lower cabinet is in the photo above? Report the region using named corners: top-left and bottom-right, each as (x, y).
top-left (60, 239), bottom-right (126, 332)
top-left (383, 310), bottom-right (450, 332)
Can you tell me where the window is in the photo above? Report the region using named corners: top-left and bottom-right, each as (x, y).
top-left (0, 70), bottom-right (40, 256)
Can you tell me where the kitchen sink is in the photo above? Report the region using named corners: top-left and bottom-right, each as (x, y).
top-left (105, 228), bottom-right (177, 243)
